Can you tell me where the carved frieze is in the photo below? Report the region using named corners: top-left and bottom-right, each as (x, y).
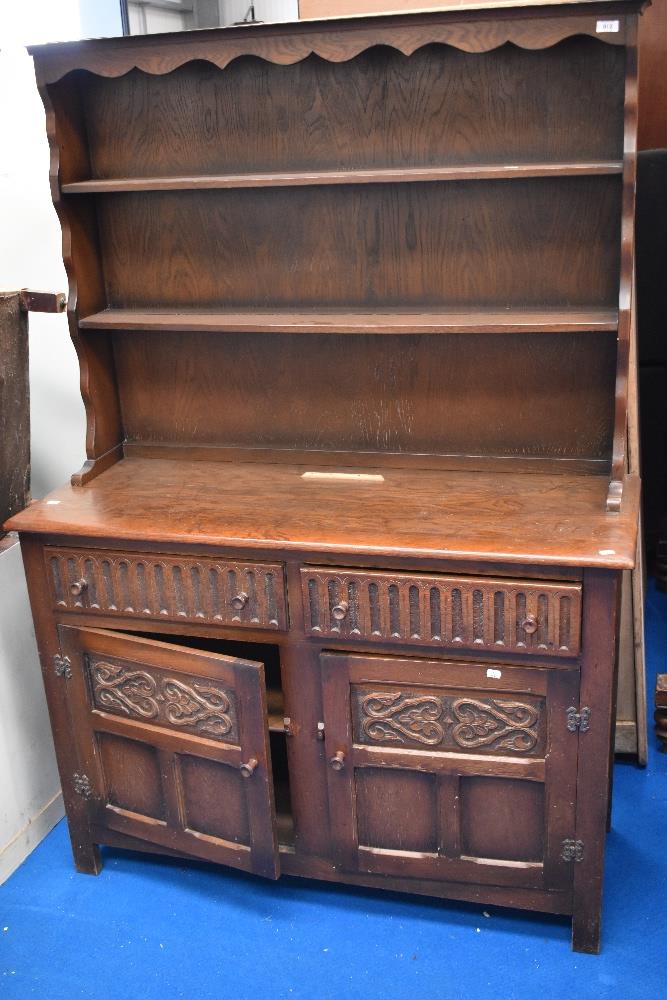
top-left (355, 688), bottom-right (543, 755)
top-left (89, 658), bottom-right (238, 742)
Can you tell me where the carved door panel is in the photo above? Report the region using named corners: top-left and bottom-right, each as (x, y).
top-left (322, 653), bottom-right (579, 891)
top-left (59, 625), bottom-right (280, 878)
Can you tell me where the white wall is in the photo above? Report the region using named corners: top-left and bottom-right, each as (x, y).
top-left (0, 1), bottom-right (85, 884)
top-left (0, 544), bottom-right (65, 883)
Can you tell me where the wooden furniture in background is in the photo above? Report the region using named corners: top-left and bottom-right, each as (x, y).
top-left (7, 1), bottom-right (642, 953)
top-left (655, 675), bottom-right (667, 749)
top-left (0, 292), bottom-right (29, 543)
top-left (638, 0), bottom-right (667, 150)
top-left (0, 290), bottom-right (65, 543)
top-left (615, 283), bottom-right (648, 761)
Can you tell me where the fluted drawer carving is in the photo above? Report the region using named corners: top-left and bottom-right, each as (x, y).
top-left (46, 547), bottom-right (287, 630)
top-left (301, 568), bottom-right (581, 657)
top-left (87, 654), bottom-right (239, 742)
top-left (352, 686), bottom-right (546, 756)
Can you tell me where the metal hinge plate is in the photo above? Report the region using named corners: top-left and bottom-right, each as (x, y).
top-left (54, 654), bottom-right (72, 679)
top-left (561, 838), bottom-right (584, 862)
top-left (566, 706), bottom-right (591, 733)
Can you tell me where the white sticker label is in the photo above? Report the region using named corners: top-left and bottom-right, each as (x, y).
top-left (596, 19), bottom-right (619, 32)
top-left (486, 668), bottom-right (502, 679)
top-left (46, 499), bottom-right (61, 505)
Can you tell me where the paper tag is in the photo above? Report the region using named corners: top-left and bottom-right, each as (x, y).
top-left (301, 471), bottom-right (384, 482)
top-left (596, 19), bottom-right (619, 32)
top-left (486, 668), bottom-right (502, 679)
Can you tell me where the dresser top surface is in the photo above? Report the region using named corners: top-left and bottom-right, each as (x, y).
top-left (6, 458), bottom-right (639, 569)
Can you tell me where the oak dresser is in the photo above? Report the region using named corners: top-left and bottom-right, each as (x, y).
top-left (7, 0), bottom-right (642, 953)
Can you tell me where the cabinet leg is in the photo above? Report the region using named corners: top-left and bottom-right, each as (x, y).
top-left (71, 834), bottom-right (102, 876)
top-left (571, 906), bottom-right (602, 954)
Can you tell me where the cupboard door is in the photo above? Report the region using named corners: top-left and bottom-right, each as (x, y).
top-left (322, 653), bottom-right (578, 891)
top-left (58, 625), bottom-right (280, 878)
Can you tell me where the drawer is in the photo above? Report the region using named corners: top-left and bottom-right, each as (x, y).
top-left (45, 546), bottom-right (287, 631)
top-left (300, 568), bottom-right (581, 657)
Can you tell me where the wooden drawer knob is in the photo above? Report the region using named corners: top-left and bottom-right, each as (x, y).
top-left (331, 601), bottom-right (349, 622)
top-left (329, 751), bottom-right (346, 771)
top-left (239, 757), bottom-right (258, 778)
top-left (70, 579), bottom-right (88, 597)
top-left (521, 615), bottom-right (538, 635)
top-left (231, 591), bottom-right (249, 611)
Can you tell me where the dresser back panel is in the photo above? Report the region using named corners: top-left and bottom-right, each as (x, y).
top-left (71, 40), bottom-right (625, 178)
top-left (112, 330), bottom-right (616, 462)
top-left (95, 178), bottom-right (621, 310)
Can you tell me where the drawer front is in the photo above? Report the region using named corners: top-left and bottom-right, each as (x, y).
top-left (300, 568), bottom-right (581, 657)
top-left (46, 547), bottom-right (287, 631)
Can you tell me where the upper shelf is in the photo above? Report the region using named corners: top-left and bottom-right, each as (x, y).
top-left (79, 306), bottom-right (619, 335)
top-left (61, 161), bottom-right (623, 194)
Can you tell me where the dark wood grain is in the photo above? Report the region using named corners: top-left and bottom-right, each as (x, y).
top-left (44, 545), bottom-right (288, 631)
top-left (607, 17), bottom-right (638, 508)
top-left (655, 674), bottom-right (667, 751)
top-left (571, 569), bottom-right (620, 953)
top-left (29, 7), bottom-right (632, 87)
top-left (73, 42), bottom-right (624, 179)
top-left (5, 457), bottom-right (640, 569)
top-left (0, 293), bottom-right (29, 533)
top-left (59, 625), bottom-right (281, 877)
top-left (43, 78), bottom-right (123, 485)
top-left (13, 6), bottom-right (642, 954)
top-left (94, 179), bottom-right (621, 310)
top-left (321, 650), bottom-right (577, 888)
top-left (18, 535), bottom-right (102, 875)
top-left (62, 161), bottom-right (624, 193)
top-left (637, 0), bottom-right (667, 150)
top-left (300, 566), bottom-right (582, 656)
top-left (109, 330), bottom-right (616, 464)
top-left (80, 306), bottom-right (619, 333)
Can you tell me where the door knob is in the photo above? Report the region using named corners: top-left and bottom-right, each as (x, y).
top-left (521, 615), bottom-right (538, 635)
top-left (331, 601), bottom-right (349, 622)
top-left (70, 579), bottom-right (88, 597)
top-left (239, 757), bottom-right (258, 778)
top-left (231, 591), bottom-right (249, 611)
top-left (329, 751), bottom-right (346, 771)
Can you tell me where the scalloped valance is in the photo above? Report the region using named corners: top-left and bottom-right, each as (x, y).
top-left (28, 2), bottom-right (639, 84)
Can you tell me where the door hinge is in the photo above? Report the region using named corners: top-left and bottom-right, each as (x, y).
top-left (566, 706), bottom-right (591, 733)
top-left (561, 838), bottom-right (584, 862)
top-left (54, 654), bottom-right (72, 679)
top-left (72, 773), bottom-right (93, 799)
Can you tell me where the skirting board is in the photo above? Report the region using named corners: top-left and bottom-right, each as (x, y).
top-left (0, 791), bottom-right (64, 885)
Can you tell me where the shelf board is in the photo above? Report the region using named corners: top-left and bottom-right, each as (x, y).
top-left (61, 161), bottom-right (624, 194)
top-left (79, 306), bottom-right (619, 335)
top-left (267, 688), bottom-right (285, 734)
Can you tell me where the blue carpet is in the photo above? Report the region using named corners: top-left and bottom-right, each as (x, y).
top-left (2, 586), bottom-right (666, 1000)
